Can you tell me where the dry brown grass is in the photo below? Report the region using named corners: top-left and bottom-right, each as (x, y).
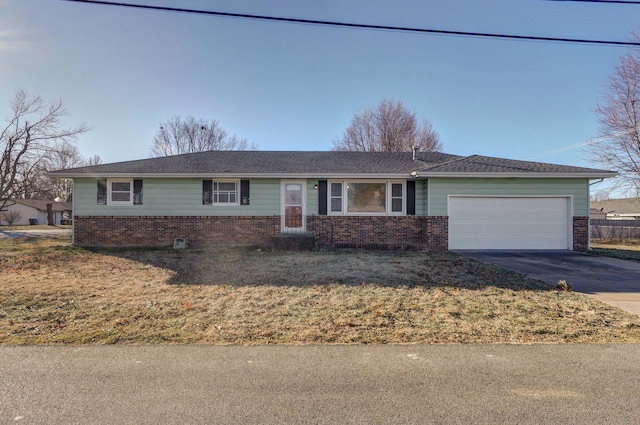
top-left (1, 235), bottom-right (639, 345)
top-left (590, 239), bottom-right (640, 261)
top-left (591, 239), bottom-right (640, 251)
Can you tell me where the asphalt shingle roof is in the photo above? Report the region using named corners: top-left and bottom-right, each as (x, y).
top-left (9, 199), bottom-right (72, 212)
top-left (48, 150), bottom-right (615, 178)
top-left (591, 198), bottom-right (640, 214)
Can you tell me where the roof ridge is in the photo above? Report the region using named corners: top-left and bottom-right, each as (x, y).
top-left (419, 154), bottom-right (472, 171)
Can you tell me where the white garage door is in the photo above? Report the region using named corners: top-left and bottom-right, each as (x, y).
top-left (448, 197), bottom-right (571, 250)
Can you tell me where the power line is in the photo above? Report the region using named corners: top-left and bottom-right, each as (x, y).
top-left (63, 0), bottom-right (640, 47)
top-left (526, 128), bottom-right (638, 160)
top-left (546, 0), bottom-right (640, 4)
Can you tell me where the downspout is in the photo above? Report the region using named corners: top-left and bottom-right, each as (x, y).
top-left (586, 178), bottom-right (604, 251)
top-left (71, 179), bottom-right (75, 246)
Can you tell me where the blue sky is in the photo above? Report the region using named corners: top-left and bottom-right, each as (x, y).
top-left (1, 0), bottom-right (639, 170)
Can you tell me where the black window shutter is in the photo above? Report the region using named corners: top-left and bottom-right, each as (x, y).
top-left (133, 180), bottom-right (143, 205)
top-left (202, 180), bottom-right (212, 205)
top-left (97, 179), bottom-right (107, 205)
top-left (240, 180), bottom-right (250, 205)
top-left (318, 180), bottom-right (327, 215)
top-left (406, 180), bottom-right (416, 215)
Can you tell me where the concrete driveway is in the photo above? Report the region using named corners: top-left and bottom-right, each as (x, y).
top-left (458, 250), bottom-right (640, 316)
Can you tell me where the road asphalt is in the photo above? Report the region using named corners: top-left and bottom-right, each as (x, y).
top-left (2, 344), bottom-right (640, 424)
top-left (459, 250), bottom-right (640, 317)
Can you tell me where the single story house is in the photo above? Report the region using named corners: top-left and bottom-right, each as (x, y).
top-left (0, 199), bottom-right (72, 226)
top-left (48, 150), bottom-right (616, 251)
top-left (591, 198), bottom-right (640, 220)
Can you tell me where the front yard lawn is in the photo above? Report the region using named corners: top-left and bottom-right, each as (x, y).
top-left (1, 235), bottom-right (639, 344)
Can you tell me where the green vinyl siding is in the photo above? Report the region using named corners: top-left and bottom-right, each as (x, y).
top-left (427, 178), bottom-right (589, 216)
top-left (306, 180), bottom-right (319, 216)
top-left (414, 179), bottom-right (426, 216)
top-left (73, 178), bottom-right (280, 216)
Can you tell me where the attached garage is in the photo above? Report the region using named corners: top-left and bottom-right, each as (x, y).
top-left (448, 196), bottom-right (571, 250)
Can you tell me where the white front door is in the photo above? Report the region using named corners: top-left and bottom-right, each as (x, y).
top-left (281, 181), bottom-right (306, 232)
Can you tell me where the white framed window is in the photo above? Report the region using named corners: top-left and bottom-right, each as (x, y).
top-left (328, 180), bottom-right (405, 215)
top-left (213, 181), bottom-right (238, 205)
top-left (108, 179), bottom-right (133, 206)
top-left (207, 180), bottom-right (239, 205)
top-left (391, 183), bottom-right (404, 213)
top-left (330, 182), bottom-right (343, 213)
top-left (98, 179), bottom-right (142, 206)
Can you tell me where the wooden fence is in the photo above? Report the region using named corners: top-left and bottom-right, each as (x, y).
top-left (590, 219), bottom-right (640, 239)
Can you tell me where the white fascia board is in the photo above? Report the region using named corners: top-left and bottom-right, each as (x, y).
top-left (51, 173), bottom-right (414, 179)
top-left (422, 172), bottom-right (618, 179)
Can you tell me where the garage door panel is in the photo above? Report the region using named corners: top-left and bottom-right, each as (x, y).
top-left (449, 197), bottom-right (570, 250)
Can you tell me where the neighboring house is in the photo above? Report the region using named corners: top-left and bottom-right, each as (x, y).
top-left (591, 198), bottom-right (640, 220)
top-left (48, 151), bottom-right (616, 251)
top-left (590, 208), bottom-right (607, 220)
top-left (0, 199), bottom-right (72, 226)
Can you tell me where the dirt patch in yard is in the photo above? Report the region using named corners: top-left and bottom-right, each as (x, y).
top-left (1, 236), bottom-right (639, 345)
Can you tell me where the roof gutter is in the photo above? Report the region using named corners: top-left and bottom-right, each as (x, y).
top-left (421, 172), bottom-right (618, 179)
top-left (48, 172), bottom-right (417, 179)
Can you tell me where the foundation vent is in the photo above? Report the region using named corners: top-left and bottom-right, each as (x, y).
top-left (173, 238), bottom-right (188, 249)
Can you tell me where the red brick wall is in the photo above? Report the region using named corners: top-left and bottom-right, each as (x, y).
top-left (426, 216), bottom-right (448, 251)
top-left (573, 216), bottom-right (589, 252)
top-left (74, 216), bottom-right (279, 248)
top-left (306, 216), bottom-right (429, 250)
top-left (73, 215), bottom-right (451, 251)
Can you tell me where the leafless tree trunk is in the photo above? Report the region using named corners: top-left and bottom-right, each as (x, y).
top-left (333, 99), bottom-right (443, 152)
top-left (46, 203), bottom-right (54, 226)
top-left (1, 89), bottom-right (89, 210)
top-left (586, 33), bottom-right (640, 197)
top-left (150, 115), bottom-right (256, 157)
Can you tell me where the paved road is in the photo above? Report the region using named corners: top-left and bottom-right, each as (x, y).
top-left (1, 344), bottom-right (639, 424)
top-left (459, 250), bottom-right (640, 316)
top-left (0, 228), bottom-right (71, 238)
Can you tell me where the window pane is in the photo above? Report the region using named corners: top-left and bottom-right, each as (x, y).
top-left (392, 198), bottom-right (403, 212)
top-left (347, 183), bottom-right (386, 213)
top-left (331, 198), bottom-right (342, 212)
top-left (112, 192), bottom-right (130, 202)
top-left (219, 182), bottom-right (236, 191)
top-left (331, 183), bottom-right (342, 196)
top-left (285, 185), bottom-right (302, 204)
top-left (392, 183), bottom-right (403, 197)
top-left (111, 182), bottom-right (130, 192)
top-left (212, 180), bottom-right (239, 204)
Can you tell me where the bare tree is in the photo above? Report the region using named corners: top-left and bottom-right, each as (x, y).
top-left (150, 115), bottom-right (256, 157)
top-left (333, 99), bottom-right (443, 152)
top-left (2, 210), bottom-right (22, 226)
top-left (0, 89), bottom-right (89, 210)
top-left (25, 142), bottom-right (102, 201)
top-left (586, 33), bottom-right (640, 197)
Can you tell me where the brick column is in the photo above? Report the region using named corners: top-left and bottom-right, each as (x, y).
top-left (573, 216), bottom-right (589, 252)
top-left (426, 216), bottom-right (448, 251)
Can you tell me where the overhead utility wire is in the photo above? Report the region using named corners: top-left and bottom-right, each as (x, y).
top-left (546, 0), bottom-right (640, 4)
top-left (64, 0), bottom-right (640, 47)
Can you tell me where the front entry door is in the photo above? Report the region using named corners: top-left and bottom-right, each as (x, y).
top-left (281, 181), bottom-right (306, 232)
